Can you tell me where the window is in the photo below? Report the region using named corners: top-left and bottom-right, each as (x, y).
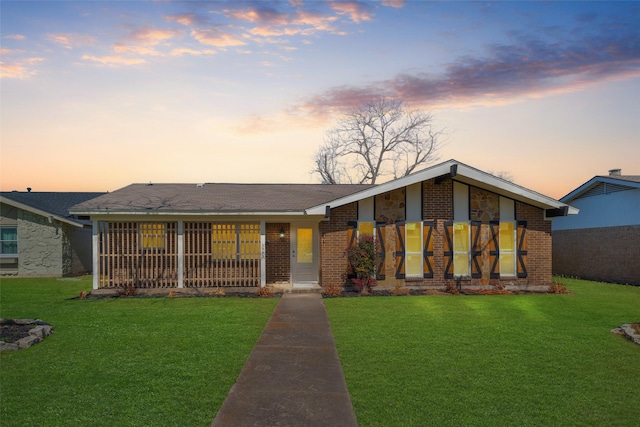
top-left (453, 222), bottom-right (470, 276)
top-left (499, 222), bottom-right (516, 276)
top-left (0, 226), bottom-right (18, 256)
top-left (139, 223), bottom-right (166, 249)
top-left (357, 221), bottom-right (374, 238)
top-left (405, 222), bottom-right (423, 277)
top-left (212, 224), bottom-right (260, 260)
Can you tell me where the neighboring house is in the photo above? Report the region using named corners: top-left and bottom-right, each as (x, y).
top-left (553, 169), bottom-right (640, 285)
top-left (70, 160), bottom-right (577, 292)
top-left (0, 191), bottom-right (106, 277)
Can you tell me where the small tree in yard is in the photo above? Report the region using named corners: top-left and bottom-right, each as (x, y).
top-left (345, 234), bottom-right (377, 294)
top-left (313, 97), bottom-right (443, 184)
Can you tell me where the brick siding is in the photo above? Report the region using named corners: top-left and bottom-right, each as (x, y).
top-left (320, 203), bottom-right (357, 287)
top-left (318, 178), bottom-right (553, 290)
top-left (266, 223), bottom-right (290, 284)
top-left (553, 225), bottom-right (640, 285)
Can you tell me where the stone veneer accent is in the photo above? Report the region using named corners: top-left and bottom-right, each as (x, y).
top-left (375, 188), bottom-right (406, 223)
top-left (470, 187), bottom-right (500, 221)
top-left (17, 210), bottom-right (65, 277)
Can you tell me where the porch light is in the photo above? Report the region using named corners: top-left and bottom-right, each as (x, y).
top-left (279, 228), bottom-right (285, 239)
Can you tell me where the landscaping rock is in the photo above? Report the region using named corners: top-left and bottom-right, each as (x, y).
top-left (0, 318), bottom-right (53, 352)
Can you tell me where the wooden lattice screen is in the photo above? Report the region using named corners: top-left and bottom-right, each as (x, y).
top-left (184, 222), bottom-right (260, 287)
top-left (98, 222), bottom-right (178, 288)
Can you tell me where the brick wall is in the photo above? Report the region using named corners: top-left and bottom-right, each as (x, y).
top-left (516, 201), bottom-right (552, 287)
top-left (319, 179), bottom-right (554, 290)
top-left (320, 203), bottom-right (357, 287)
top-left (266, 223), bottom-right (290, 284)
top-left (553, 225), bottom-right (640, 285)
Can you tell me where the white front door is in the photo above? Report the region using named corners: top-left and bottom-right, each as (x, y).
top-left (291, 223), bottom-right (319, 284)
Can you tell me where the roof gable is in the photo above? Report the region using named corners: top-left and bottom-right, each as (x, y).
top-left (0, 192), bottom-right (106, 226)
top-left (307, 159), bottom-right (576, 215)
top-left (560, 175), bottom-right (640, 203)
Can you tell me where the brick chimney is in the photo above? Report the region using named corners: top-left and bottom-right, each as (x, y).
top-left (608, 169), bottom-right (621, 176)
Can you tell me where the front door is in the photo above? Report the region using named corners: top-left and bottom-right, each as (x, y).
top-left (291, 223), bottom-right (319, 284)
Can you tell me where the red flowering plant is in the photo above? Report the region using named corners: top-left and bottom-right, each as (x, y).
top-left (345, 234), bottom-right (377, 294)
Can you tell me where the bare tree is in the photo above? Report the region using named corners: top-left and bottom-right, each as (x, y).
top-left (312, 98), bottom-right (442, 184)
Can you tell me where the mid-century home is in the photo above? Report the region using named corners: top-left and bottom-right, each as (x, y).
top-left (553, 169), bottom-right (640, 285)
top-left (0, 191), bottom-right (106, 277)
top-left (70, 160), bottom-right (577, 292)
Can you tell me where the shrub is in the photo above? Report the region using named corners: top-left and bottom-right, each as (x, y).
top-left (345, 234), bottom-right (377, 294)
top-left (118, 284), bottom-right (137, 296)
top-left (548, 282), bottom-right (570, 294)
top-left (255, 286), bottom-right (275, 297)
top-left (322, 284), bottom-right (343, 297)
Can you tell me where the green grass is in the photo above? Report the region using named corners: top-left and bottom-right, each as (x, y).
top-left (325, 278), bottom-right (640, 426)
top-left (0, 277), bottom-right (278, 426)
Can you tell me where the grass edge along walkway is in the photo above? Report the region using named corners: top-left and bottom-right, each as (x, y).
top-left (325, 278), bottom-right (640, 427)
top-left (0, 277), bottom-right (278, 427)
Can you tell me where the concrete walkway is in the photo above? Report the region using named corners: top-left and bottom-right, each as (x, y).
top-left (212, 293), bottom-right (358, 427)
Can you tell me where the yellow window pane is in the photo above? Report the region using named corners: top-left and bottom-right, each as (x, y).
top-left (454, 253), bottom-right (469, 276)
top-left (140, 223), bottom-right (165, 249)
top-left (406, 253), bottom-right (423, 277)
top-left (500, 253), bottom-right (516, 276)
top-left (453, 222), bottom-right (469, 251)
top-left (358, 222), bottom-right (374, 237)
top-left (500, 222), bottom-right (515, 251)
top-left (297, 228), bottom-right (313, 264)
top-left (406, 222), bottom-right (422, 253)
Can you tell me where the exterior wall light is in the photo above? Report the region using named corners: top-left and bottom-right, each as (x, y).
top-left (279, 228), bottom-right (285, 239)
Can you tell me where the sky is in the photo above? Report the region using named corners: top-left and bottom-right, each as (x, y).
top-left (1, 0), bottom-right (639, 200)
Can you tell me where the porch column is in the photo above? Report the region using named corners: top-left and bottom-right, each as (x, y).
top-left (177, 220), bottom-right (184, 288)
top-left (92, 220), bottom-right (99, 290)
top-left (260, 221), bottom-right (266, 287)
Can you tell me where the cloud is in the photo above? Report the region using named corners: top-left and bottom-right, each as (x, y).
top-left (113, 43), bottom-right (161, 56)
top-left (122, 26), bottom-right (182, 46)
top-left (170, 47), bottom-right (216, 56)
top-left (3, 34), bottom-right (26, 40)
top-left (330, 1), bottom-right (374, 23)
top-left (47, 33), bottom-right (96, 49)
top-left (191, 29), bottom-right (246, 47)
top-left (380, 0), bottom-right (404, 8)
top-left (296, 28), bottom-right (640, 117)
top-left (165, 13), bottom-right (209, 27)
top-left (225, 7), bottom-right (289, 26)
top-left (0, 57), bottom-right (44, 79)
top-left (81, 55), bottom-right (146, 66)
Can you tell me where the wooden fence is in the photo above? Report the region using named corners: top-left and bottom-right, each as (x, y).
top-left (97, 221), bottom-right (261, 288)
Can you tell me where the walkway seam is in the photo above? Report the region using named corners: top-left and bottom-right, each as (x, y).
top-left (211, 293), bottom-right (358, 427)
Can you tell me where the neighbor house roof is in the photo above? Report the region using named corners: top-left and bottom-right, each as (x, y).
top-left (306, 159), bottom-right (578, 216)
top-left (70, 183), bottom-right (373, 216)
top-left (560, 174), bottom-right (640, 203)
top-left (0, 192), bottom-right (106, 227)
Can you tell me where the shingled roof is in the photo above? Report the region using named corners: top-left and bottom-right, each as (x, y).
top-left (70, 183), bottom-right (374, 214)
top-left (0, 192), bottom-right (106, 226)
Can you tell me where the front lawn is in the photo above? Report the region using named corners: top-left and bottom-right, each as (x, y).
top-left (0, 277), bottom-right (277, 426)
top-left (325, 278), bottom-right (640, 426)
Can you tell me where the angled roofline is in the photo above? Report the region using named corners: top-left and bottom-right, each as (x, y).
top-left (306, 159), bottom-right (578, 216)
top-left (0, 195), bottom-right (86, 228)
top-left (560, 175), bottom-right (640, 203)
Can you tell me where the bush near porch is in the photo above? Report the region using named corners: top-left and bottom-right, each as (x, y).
top-left (0, 277), bottom-right (277, 426)
top-left (325, 277), bottom-right (640, 426)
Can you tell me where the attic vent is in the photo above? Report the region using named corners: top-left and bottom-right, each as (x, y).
top-left (579, 182), bottom-right (632, 199)
top-left (197, 183), bottom-right (205, 188)
top-left (609, 169), bottom-right (622, 176)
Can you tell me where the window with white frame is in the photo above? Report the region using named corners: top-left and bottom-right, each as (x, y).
top-left (0, 226), bottom-right (18, 256)
top-left (499, 222), bottom-right (517, 276)
top-left (405, 222), bottom-right (423, 277)
top-left (453, 222), bottom-right (470, 276)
